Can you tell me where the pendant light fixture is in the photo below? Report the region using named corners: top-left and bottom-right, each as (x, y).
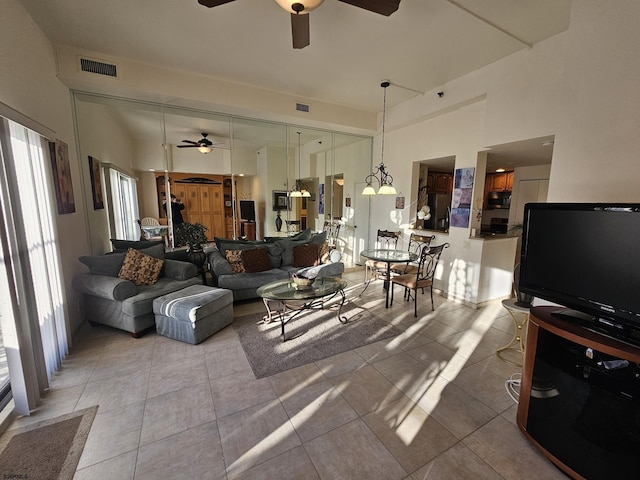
top-left (289, 131), bottom-right (311, 198)
top-left (362, 81), bottom-right (397, 195)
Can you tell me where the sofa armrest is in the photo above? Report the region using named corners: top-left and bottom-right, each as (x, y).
top-left (208, 250), bottom-right (233, 276)
top-left (72, 273), bottom-right (137, 301)
top-left (163, 259), bottom-right (198, 280)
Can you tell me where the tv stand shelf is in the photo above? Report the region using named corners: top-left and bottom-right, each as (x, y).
top-left (517, 306), bottom-right (640, 480)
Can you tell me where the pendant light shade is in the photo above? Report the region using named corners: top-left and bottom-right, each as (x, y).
top-left (362, 81), bottom-right (397, 195)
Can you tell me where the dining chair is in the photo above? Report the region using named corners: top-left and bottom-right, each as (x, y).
top-left (390, 233), bottom-right (435, 275)
top-left (390, 243), bottom-right (450, 317)
top-left (364, 229), bottom-right (400, 284)
top-left (285, 220), bottom-right (301, 236)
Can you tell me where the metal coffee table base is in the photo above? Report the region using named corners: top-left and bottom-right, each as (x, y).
top-left (262, 289), bottom-right (347, 341)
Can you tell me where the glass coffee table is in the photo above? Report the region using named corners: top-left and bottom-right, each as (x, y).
top-left (256, 277), bottom-right (348, 341)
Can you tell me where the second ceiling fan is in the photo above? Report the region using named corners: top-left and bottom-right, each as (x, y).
top-left (197, 0), bottom-right (401, 49)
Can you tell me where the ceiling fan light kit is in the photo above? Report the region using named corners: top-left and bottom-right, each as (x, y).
top-left (198, 0), bottom-right (400, 49)
top-left (177, 132), bottom-right (219, 154)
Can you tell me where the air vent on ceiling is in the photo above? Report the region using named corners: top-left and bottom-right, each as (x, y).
top-left (79, 58), bottom-right (118, 77)
top-left (295, 102), bottom-right (310, 113)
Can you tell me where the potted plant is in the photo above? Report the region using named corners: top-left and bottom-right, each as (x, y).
top-left (174, 222), bottom-right (209, 268)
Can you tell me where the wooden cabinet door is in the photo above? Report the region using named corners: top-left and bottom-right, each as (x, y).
top-left (434, 173), bottom-right (451, 193)
top-left (209, 185), bottom-right (225, 239)
top-left (491, 173), bottom-right (507, 191)
top-left (506, 171), bottom-right (515, 191)
top-left (426, 173), bottom-right (435, 193)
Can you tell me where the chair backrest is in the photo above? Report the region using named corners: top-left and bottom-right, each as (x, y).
top-left (376, 229), bottom-right (400, 249)
top-left (417, 243), bottom-right (450, 281)
top-left (285, 220), bottom-right (301, 233)
top-left (141, 217), bottom-right (160, 227)
top-left (407, 233), bottom-right (435, 256)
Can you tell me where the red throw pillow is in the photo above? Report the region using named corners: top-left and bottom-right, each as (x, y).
top-left (241, 247), bottom-right (272, 273)
top-left (293, 244), bottom-right (321, 267)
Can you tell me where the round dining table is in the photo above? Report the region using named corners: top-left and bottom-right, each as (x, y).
top-left (360, 249), bottom-right (418, 308)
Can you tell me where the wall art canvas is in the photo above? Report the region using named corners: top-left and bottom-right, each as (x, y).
top-left (272, 190), bottom-right (290, 211)
top-left (88, 156), bottom-right (104, 210)
top-left (450, 167), bottom-right (474, 228)
top-left (48, 140), bottom-right (76, 214)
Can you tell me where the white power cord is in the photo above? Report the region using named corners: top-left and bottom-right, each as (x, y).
top-left (505, 372), bottom-right (522, 404)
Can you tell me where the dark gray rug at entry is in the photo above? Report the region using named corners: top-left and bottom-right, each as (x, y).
top-left (0, 406), bottom-right (98, 480)
top-left (234, 303), bottom-right (401, 379)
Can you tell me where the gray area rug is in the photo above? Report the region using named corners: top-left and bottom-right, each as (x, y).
top-left (234, 303), bottom-right (401, 378)
top-left (0, 406), bottom-right (98, 480)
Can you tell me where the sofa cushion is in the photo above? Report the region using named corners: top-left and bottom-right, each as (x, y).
top-left (293, 243), bottom-right (321, 267)
top-left (242, 247), bottom-right (272, 273)
top-left (274, 238), bottom-right (309, 267)
top-left (214, 237), bottom-right (263, 256)
top-left (79, 251), bottom-right (127, 277)
top-left (118, 248), bottom-right (164, 285)
top-left (225, 250), bottom-right (245, 273)
top-left (111, 239), bottom-right (164, 253)
top-left (309, 230), bottom-right (328, 245)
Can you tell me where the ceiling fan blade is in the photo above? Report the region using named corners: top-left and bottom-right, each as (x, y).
top-left (180, 140), bottom-right (199, 145)
top-left (338, 0), bottom-right (401, 16)
top-left (291, 13), bottom-right (310, 49)
top-left (197, 0), bottom-right (236, 8)
top-left (176, 144), bottom-right (199, 149)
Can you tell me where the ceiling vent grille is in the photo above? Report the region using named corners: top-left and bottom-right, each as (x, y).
top-left (295, 102), bottom-right (310, 113)
top-left (80, 58), bottom-right (118, 77)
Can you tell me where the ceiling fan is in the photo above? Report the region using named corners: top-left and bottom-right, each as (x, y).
top-left (197, 0), bottom-right (401, 49)
top-left (177, 133), bottom-right (221, 154)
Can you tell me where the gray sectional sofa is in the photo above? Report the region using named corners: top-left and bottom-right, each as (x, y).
top-left (72, 243), bottom-right (201, 336)
top-left (208, 230), bottom-right (344, 301)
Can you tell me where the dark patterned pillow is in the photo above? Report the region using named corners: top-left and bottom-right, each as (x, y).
top-left (293, 243), bottom-right (321, 267)
top-left (225, 249), bottom-right (245, 273)
top-left (242, 247), bottom-right (272, 273)
top-left (319, 242), bottom-right (331, 264)
top-left (118, 248), bottom-right (164, 285)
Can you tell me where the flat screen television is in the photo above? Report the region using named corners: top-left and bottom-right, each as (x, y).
top-left (520, 203), bottom-right (640, 346)
top-left (239, 200), bottom-right (255, 222)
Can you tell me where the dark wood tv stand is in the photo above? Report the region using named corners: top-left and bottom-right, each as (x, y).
top-left (517, 306), bottom-right (640, 480)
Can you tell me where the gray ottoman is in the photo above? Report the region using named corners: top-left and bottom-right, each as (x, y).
top-left (153, 285), bottom-right (233, 344)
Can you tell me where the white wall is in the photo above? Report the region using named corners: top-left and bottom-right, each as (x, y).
top-left (0, 0), bottom-right (89, 332)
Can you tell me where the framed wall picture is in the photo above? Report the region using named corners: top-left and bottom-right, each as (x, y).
top-left (88, 156), bottom-right (104, 210)
top-left (272, 190), bottom-right (290, 211)
top-left (48, 140), bottom-right (76, 214)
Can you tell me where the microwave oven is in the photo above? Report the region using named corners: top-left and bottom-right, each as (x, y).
top-left (487, 191), bottom-right (511, 209)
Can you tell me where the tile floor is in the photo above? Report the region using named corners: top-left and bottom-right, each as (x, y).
top-left (3, 269), bottom-right (568, 479)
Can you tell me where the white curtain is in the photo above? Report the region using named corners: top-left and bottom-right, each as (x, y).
top-left (0, 118), bottom-right (69, 414)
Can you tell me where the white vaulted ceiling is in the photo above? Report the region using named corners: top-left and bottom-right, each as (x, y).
top-left (18, 0), bottom-right (571, 112)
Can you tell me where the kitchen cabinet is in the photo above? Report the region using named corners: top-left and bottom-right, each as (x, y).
top-left (489, 171), bottom-right (514, 191)
top-left (426, 172), bottom-right (453, 194)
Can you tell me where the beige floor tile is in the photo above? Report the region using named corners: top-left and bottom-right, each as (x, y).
top-left (410, 443), bottom-right (503, 480)
top-left (330, 364), bottom-right (405, 416)
top-left (217, 399), bottom-right (301, 477)
top-left (353, 336), bottom-right (405, 364)
top-left (372, 351), bottom-right (440, 399)
top-left (412, 376), bottom-right (497, 440)
top-left (9, 384), bottom-right (86, 429)
top-left (201, 323), bottom-right (242, 352)
top-left (147, 353), bottom-right (209, 399)
top-left (280, 379), bottom-right (359, 443)
top-left (88, 344), bottom-right (154, 382)
top-left (205, 343), bottom-right (252, 380)
top-left (405, 340), bottom-right (457, 373)
top-left (268, 363), bottom-right (327, 398)
top-left (229, 445), bottom-right (320, 480)
top-left (304, 419), bottom-right (407, 480)
top-left (452, 362), bottom-right (516, 414)
top-left (314, 349), bottom-right (368, 378)
top-left (49, 353), bottom-right (99, 389)
top-left (76, 370), bottom-right (149, 414)
top-left (75, 450), bottom-right (137, 480)
top-left (136, 421), bottom-right (226, 480)
top-left (77, 400), bottom-right (144, 469)
top-left (363, 397), bottom-right (458, 474)
top-left (463, 415), bottom-right (567, 480)
top-left (211, 369), bottom-right (278, 418)
top-left (140, 381), bottom-right (216, 445)
top-left (151, 335), bottom-right (205, 362)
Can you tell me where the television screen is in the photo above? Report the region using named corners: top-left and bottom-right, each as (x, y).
top-left (239, 200), bottom-right (255, 222)
top-left (520, 203), bottom-right (640, 344)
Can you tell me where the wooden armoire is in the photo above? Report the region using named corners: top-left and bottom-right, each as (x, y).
top-left (155, 173), bottom-right (236, 240)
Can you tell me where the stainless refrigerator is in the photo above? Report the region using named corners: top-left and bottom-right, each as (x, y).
top-left (422, 194), bottom-right (451, 231)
